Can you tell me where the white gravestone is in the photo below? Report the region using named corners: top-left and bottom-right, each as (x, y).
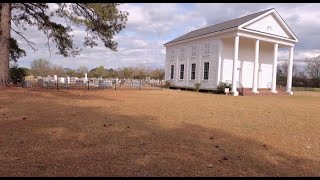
top-left (54, 75), bottom-right (58, 82)
top-left (84, 73), bottom-right (88, 83)
top-left (59, 77), bottom-right (65, 83)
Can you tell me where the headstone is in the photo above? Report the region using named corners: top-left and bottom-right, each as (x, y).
top-left (83, 73), bottom-right (88, 84)
top-left (98, 79), bottom-right (105, 89)
top-left (146, 77), bottom-right (150, 83)
top-left (106, 80), bottom-right (113, 87)
top-left (59, 77), bottom-right (65, 83)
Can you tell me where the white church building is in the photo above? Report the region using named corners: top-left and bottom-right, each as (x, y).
top-left (164, 8), bottom-right (298, 96)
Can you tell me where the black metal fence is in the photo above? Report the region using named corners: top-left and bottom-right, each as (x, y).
top-left (21, 78), bottom-right (164, 91)
top-left (277, 85), bottom-right (320, 92)
top-left (291, 87), bottom-right (320, 92)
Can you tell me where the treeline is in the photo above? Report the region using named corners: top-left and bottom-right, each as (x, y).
top-left (277, 55), bottom-right (320, 88)
top-left (25, 58), bottom-right (165, 80)
top-left (88, 65), bottom-right (164, 79)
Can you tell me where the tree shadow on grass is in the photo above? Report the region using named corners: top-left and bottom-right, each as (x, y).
top-left (1, 87), bottom-right (121, 102)
top-left (0, 88), bottom-right (319, 176)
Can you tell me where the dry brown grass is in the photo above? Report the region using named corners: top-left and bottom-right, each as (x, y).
top-left (0, 87), bottom-right (319, 176)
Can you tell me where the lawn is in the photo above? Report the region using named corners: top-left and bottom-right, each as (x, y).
top-left (0, 87), bottom-right (319, 176)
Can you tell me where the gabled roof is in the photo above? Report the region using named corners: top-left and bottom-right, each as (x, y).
top-left (164, 8), bottom-right (274, 45)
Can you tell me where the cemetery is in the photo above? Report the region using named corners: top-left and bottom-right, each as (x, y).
top-left (21, 73), bottom-right (164, 90)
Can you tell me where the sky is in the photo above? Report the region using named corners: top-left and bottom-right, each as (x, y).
top-left (12, 3), bottom-right (320, 71)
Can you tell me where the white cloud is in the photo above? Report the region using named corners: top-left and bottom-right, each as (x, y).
top-left (13, 3), bottom-right (320, 70)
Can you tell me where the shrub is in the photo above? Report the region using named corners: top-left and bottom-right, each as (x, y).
top-left (217, 82), bottom-right (232, 94)
top-left (164, 81), bottom-right (171, 88)
top-left (9, 66), bottom-right (28, 85)
top-left (194, 83), bottom-right (201, 92)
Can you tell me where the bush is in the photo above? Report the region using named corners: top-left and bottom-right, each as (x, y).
top-left (217, 82), bottom-right (232, 94)
top-left (9, 66), bottom-right (28, 85)
top-left (194, 83), bottom-right (201, 92)
top-left (164, 81), bottom-right (171, 88)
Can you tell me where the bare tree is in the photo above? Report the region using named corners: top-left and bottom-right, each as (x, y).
top-left (277, 61), bottom-right (298, 78)
top-left (78, 66), bottom-right (89, 74)
top-left (118, 67), bottom-right (134, 79)
top-left (150, 68), bottom-right (165, 80)
top-left (30, 58), bottom-right (65, 77)
top-left (305, 55), bottom-right (320, 87)
top-left (30, 58), bottom-right (52, 77)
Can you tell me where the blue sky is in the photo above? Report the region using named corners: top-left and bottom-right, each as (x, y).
top-left (12, 3), bottom-right (320, 71)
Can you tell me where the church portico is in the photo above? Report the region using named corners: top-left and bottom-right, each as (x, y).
top-left (219, 35), bottom-right (295, 96)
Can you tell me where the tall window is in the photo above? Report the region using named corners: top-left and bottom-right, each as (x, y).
top-left (180, 48), bottom-right (185, 60)
top-left (204, 62), bottom-right (209, 80)
top-left (180, 64), bottom-right (184, 80)
top-left (191, 46), bottom-right (197, 57)
top-left (170, 65), bottom-right (174, 79)
top-left (204, 43), bottom-right (210, 55)
top-left (170, 50), bottom-right (175, 61)
top-left (191, 63), bottom-right (196, 80)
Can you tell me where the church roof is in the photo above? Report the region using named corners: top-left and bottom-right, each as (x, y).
top-left (164, 8), bottom-right (274, 45)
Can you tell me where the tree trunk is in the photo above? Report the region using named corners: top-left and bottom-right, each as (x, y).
top-left (0, 3), bottom-right (11, 86)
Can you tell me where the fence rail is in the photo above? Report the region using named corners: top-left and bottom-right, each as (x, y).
top-left (277, 85), bottom-right (320, 92)
top-left (21, 78), bottom-right (164, 91)
top-left (291, 87), bottom-right (320, 92)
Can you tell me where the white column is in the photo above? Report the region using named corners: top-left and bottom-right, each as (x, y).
top-left (286, 46), bottom-right (294, 95)
top-left (186, 55), bottom-right (190, 87)
top-left (198, 56), bottom-right (202, 83)
top-left (231, 35), bottom-right (239, 96)
top-left (240, 60), bottom-right (244, 84)
top-left (217, 40), bottom-right (223, 86)
top-left (258, 63), bottom-right (262, 88)
top-left (271, 43), bottom-right (278, 93)
top-left (175, 53), bottom-right (179, 85)
top-left (252, 39), bottom-right (259, 93)
top-left (164, 56), bottom-right (168, 81)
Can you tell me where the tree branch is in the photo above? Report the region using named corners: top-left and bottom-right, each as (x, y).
top-left (46, 28), bottom-right (52, 58)
top-left (11, 28), bottom-right (37, 52)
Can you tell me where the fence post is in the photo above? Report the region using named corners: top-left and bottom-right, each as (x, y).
top-left (57, 77), bottom-right (59, 90)
top-left (88, 79), bottom-right (89, 91)
top-left (115, 80), bottom-right (117, 91)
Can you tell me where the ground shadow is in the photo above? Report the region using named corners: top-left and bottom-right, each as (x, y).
top-left (0, 88), bottom-right (319, 176)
